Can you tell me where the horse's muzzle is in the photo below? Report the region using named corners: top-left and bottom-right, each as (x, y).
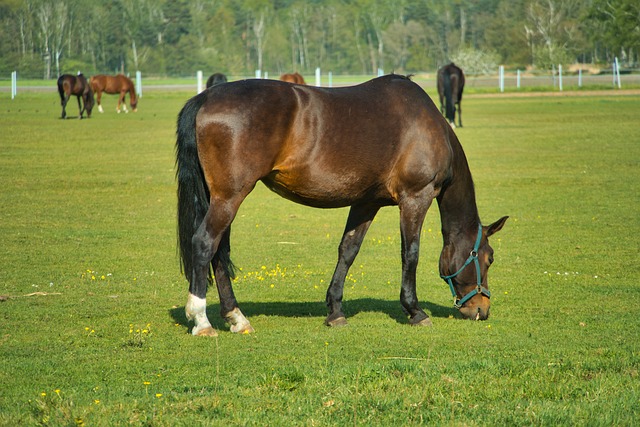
top-left (459, 300), bottom-right (490, 321)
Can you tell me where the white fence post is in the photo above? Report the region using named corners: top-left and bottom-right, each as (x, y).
top-left (11, 71), bottom-right (17, 99)
top-left (614, 57), bottom-right (621, 88)
top-left (558, 64), bottom-right (563, 91)
top-left (328, 71), bottom-right (333, 88)
top-left (315, 67), bottom-right (321, 86)
top-left (517, 69), bottom-right (521, 89)
top-left (255, 70), bottom-right (262, 79)
top-left (499, 65), bottom-right (504, 92)
top-left (136, 71), bottom-right (142, 97)
top-left (578, 68), bottom-right (582, 88)
top-left (197, 70), bottom-right (203, 93)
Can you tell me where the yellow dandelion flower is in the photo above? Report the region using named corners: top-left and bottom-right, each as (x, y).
top-left (101, 275), bottom-right (106, 280)
top-left (91, 275), bottom-right (96, 280)
top-left (41, 392), bottom-right (46, 397)
top-left (55, 389), bottom-right (61, 396)
top-left (143, 381), bottom-right (151, 385)
top-left (155, 393), bottom-right (163, 398)
top-left (94, 400), bottom-right (100, 405)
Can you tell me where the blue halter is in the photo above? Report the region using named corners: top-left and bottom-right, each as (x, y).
top-left (440, 224), bottom-right (491, 309)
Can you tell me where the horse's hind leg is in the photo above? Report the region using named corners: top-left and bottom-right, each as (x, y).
top-left (60, 95), bottom-right (69, 119)
top-left (186, 198), bottom-right (252, 335)
top-left (214, 227), bottom-right (253, 334)
top-left (119, 92), bottom-right (128, 113)
top-left (457, 101), bottom-right (463, 127)
top-left (77, 96), bottom-right (87, 119)
top-left (325, 203), bottom-right (380, 326)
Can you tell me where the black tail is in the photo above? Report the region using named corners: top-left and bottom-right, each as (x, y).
top-left (443, 70), bottom-right (455, 124)
top-left (176, 93), bottom-right (210, 280)
top-left (175, 93), bottom-right (235, 284)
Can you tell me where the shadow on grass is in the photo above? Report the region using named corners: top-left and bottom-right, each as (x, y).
top-left (169, 298), bottom-right (458, 332)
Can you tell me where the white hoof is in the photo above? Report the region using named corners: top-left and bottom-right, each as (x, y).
top-left (226, 308), bottom-right (254, 334)
top-left (185, 294), bottom-right (214, 336)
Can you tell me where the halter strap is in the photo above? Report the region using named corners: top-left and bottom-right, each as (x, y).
top-left (440, 224), bottom-right (491, 309)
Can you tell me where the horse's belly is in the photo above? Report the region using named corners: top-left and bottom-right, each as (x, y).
top-left (262, 169), bottom-right (386, 209)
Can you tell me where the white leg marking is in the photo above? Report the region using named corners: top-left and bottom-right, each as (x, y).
top-left (226, 308), bottom-right (254, 334)
top-left (98, 105), bottom-right (104, 113)
top-left (185, 294), bottom-right (214, 336)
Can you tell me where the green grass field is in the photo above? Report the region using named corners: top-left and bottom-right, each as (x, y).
top-left (0, 87), bottom-right (638, 426)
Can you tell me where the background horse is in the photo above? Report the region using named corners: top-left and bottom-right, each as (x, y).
top-left (176, 74), bottom-right (507, 336)
top-left (89, 74), bottom-right (138, 113)
top-left (437, 63), bottom-right (465, 128)
top-left (57, 73), bottom-right (94, 119)
top-left (279, 72), bottom-right (306, 84)
top-left (206, 73), bottom-right (228, 88)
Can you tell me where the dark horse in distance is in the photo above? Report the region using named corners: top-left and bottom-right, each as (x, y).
top-left (437, 63), bottom-right (465, 128)
top-left (176, 74), bottom-right (507, 336)
top-left (89, 74), bottom-right (138, 113)
top-left (206, 73), bottom-right (228, 89)
top-left (57, 73), bottom-right (94, 119)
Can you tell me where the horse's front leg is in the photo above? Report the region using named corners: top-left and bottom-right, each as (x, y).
top-left (325, 204), bottom-right (379, 327)
top-left (97, 91), bottom-right (104, 113)
top-left (457, 101), bottom-right (463, 128)
top-left (399, 196), bottom-right (433, 326)
top-left (120, 92), bottom-right (128, 113)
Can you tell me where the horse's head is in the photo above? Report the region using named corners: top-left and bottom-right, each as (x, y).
top-left (439, 216), bottom-right (508, 320)
top-left (85, 90), bottom-right (95, 118)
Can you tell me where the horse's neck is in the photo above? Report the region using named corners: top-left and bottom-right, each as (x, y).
top-left (437, 144), bottom-right (480, 244)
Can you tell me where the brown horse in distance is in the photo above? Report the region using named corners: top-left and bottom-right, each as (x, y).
top-left (280, 72), bottom-right (306, 84)
top-left (57, 73), bottom-right (94, 119)
top-left (176, 74), bottom-right (508, 337)
top-left (89, 74), bottom-right (138, 113)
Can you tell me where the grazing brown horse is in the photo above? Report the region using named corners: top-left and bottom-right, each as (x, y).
top-left (89, 74), bottom-right (138, 113)
top-left (57, 73), bottom-right (94, 119)
top-left (437, 63), bottom-right (465, 128)
top-left (206, 73), bottom-right (228, 88)
top-left (279, 72), bottom-right (306, 84)
top-left (176, 74), bottom-right (507, 336)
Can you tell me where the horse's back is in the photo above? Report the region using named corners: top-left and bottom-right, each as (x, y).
top-left (193, 75), bottom-right (451, 207)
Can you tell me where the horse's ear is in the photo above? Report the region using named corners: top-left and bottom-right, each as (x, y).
top-left (486, 216), bottom-right (508, 237)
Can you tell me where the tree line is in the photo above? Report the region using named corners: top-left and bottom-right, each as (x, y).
top-left (0, 0), bottom-right (637, 79)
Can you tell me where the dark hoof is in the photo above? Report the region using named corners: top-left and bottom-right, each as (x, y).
top-left (411, 317), bottom-right (433, 327)
top-left (325, 313), bottom-right (348, 327)
top-left (409, 312), bottom-right (432, 327)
